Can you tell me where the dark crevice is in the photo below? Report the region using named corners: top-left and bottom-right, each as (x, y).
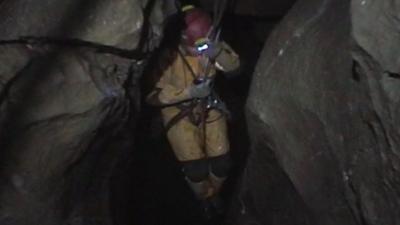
top-left (386, 71), bottom-right (400, 79)
top-left (352, 61), bottom-right (361, 82)
top-left (0, 57), bottom-right (34, 107)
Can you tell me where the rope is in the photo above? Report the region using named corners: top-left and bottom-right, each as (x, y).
top-left (213, 0), bottom-right (227, 28)
top-left (210, 0), bottom-right (229, 39)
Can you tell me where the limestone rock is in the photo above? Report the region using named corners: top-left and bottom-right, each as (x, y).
top-left (0, 0), bottom-right (164, 224)
top-left (0, 0), bottom-right (146, 48)
top-left (235, 0), bottom-right (400, 224)
top-left (352, 0), bottom-right (400, 74)
top-left (199, 0), bottom-right (296, 17)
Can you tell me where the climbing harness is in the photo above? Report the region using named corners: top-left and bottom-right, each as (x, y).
top-left (164, 49), bottom-right (230, 134)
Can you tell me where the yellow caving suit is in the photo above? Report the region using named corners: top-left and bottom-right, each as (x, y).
top-left (147, 42), bottom-right (240, 199)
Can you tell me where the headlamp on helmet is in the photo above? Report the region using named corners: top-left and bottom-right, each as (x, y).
top-left (195, 38), bottom-right (209, 53)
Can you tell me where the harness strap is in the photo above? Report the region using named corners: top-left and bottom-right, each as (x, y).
top-left (164, 101), bottom-right (197, 132)
top-left (163, 93), bottom-right (231, 132)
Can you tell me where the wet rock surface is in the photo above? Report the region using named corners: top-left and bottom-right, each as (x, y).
top-left (0, 0), bottom-right (163, 224)
top-left (236, 0), bottom-right (400, 224)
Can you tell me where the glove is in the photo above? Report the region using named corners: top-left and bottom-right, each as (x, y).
top-left (188, 79), bottom-right (211, 98)
top-left (202, 42), bottom-right (222, 59)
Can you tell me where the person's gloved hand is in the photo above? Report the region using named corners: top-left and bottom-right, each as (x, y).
top-left (188, 79), bottom-right (212, 98)
top-left (202, 41), bottom-right (222, 59)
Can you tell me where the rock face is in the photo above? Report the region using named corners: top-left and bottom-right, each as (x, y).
top-left (0, 0), bottom-right (164, 225)
top-left (0, 0), bottom-right (163, 49)
top-left (198, 0), bottom-right (296, 17)
top-left (233, 0), bottom-right (296, 17)
top-left (234, 0), bottom-right (400, 224)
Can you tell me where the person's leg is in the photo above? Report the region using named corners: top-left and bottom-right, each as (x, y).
top-left (204, 110), bottom-right (231, 196)
top-left (200, 110), bottom-right (232, 216)
top-left (208, 154), bottom-right (232, 194)
top-left (165, 113), bottom-right (212, 200)
top-left (181, 158), bottom-right (212, 200)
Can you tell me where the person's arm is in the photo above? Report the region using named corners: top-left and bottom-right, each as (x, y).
top-left (214, 42), bottom-right (240, 73)
top-left (204, 41), bottom-right (240, 73)
top-left (146, 68), bottom-right (211, 106)
top-left (146, 84), bottom-right (191, 106)
top-left (145, 66), bottom-right (192, 106)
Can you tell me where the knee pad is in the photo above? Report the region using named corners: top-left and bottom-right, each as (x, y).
top-left (182, 159), bottom-right (209, 182)
top-left (209, 154), bottom-right (232, 178)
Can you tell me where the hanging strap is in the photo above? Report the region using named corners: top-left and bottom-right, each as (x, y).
top-left (177, 48), bottom-right (198, 80)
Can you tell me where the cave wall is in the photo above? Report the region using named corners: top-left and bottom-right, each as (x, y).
top-left (233, 0), bottom-right (296, 17)
top-left (236, 0), bottom-right (400, 224)
top-left (0, 0), bottom-right (164, 225)
top-left (198, 0), bottom-right (296, 17)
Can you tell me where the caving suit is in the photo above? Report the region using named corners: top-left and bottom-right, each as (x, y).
top-left (147, 42), bottom-right (240, 200)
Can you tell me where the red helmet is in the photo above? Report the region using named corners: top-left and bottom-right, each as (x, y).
top-left (182, 6), bottom-right (212, 47)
